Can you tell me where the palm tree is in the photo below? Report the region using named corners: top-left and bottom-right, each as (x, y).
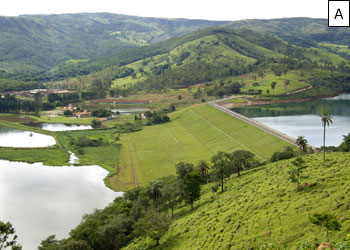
top-left (296, 135), bottom-right (308, 153)
top-left (320, 109), bottom-right (333, 161)
top-left (196, 160), bottom-right (210, 183)
top-left (146, 181), bottom-right (162, 205)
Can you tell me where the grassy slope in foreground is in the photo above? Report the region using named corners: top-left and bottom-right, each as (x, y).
top-left (124, 152), bottom-right (350, 249)
top-left (116, 104), bottom-right (293, 188)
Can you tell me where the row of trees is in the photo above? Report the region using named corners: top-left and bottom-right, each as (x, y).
top-left (143, 111), bottom-right (170, 125)
top-left (0, 94), bottom-right (42, 113)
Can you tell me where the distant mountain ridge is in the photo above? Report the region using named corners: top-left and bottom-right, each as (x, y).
top-left (225, 17), bottom-right (350, 45)
top-left (0, 13), bottom-right (348, 76)
top-left (0, 13), bottom-right (229, 72)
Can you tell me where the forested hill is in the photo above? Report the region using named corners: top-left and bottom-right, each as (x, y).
top-left (57, 26), bottom-right (347, 93)
top-left (0, 14), bottom-right (346, 75)
top-left (1, 14), bottom-right (349, 86)
top-left (0, 13), bottom-right (229, 72)
top-left (225, 18), bottom-right (350, 46)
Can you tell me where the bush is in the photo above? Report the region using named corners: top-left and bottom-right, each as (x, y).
top-left (63, 110), bottom-right (72, 117)
top-left (91, 119), bottom-right (102, 128)
top-left (270, 147), bottom-right (296, 162)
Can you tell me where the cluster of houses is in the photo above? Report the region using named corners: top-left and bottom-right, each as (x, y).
top-left (59, 104), bottom-right (92, 118)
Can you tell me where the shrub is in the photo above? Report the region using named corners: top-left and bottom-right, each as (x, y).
top-left (63, 110), bottom-right (72, 117)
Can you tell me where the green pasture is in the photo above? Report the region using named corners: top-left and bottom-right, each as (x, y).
top-left (319, 42), bottom-right (350, 57)
top-left (32, 114), bottom-right (95, 125)
top-left (240, 70), bottom-right (310, 95)
top-left (304, 47), bottom-right (346, 65)
top-left (0, 147), bottom-right (69, 166)
top-left (118, 104), bottom-right (293, 188)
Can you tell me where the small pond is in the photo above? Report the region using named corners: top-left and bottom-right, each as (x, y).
top-left (24, 123), bottom-right (92, 131)
top-left (0, 115), bottom-right (35, 123)
top-left (0, 160), bottom-right (122, 250)
top-left (111, 108), bottom-right (150, 115)
top-left (0, 127), bottom-right (56, 147)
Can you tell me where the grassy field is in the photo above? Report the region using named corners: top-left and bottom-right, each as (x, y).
top-left (117, 104), bottom-right (294, 189)
top-left (238, 70), bottom-right (314, 95)
top-left (123, 152), bottom-right (350, 249)
top-left (32, 114), bottom-right (95, 125)
top-left (0, 147), bottom-right (69, 166)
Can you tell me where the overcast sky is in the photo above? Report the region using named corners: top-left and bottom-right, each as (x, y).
top-left (1, 0), bottom-right (327, 21)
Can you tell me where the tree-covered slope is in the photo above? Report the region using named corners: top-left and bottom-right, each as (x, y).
top-left (124, 152), bottom-right (350, 249)
top-left (0, 13), bottom-right (229, 72)
top-left (58, 28), bottom-right (288, 87)
top-left (58, 27), bottom-right (346, 92)
top-left (225, 17), bottom-right (350, 46)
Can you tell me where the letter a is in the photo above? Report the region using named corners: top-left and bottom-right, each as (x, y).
top-left (335, 9), bottom-right (344, 19)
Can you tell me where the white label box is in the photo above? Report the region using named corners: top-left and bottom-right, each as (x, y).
top-left (329, 0), bottom-right (350, 27)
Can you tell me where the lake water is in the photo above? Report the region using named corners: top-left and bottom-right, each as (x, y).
top-left (111, 108), bottom-right (150, 115)
top-left (0, 127), bottom-right (56, 147)
top-left (25, 123), bottom-right (92, 131)
top-left (232, 94), bottom-right (350, 147)
top-left (0, 160), bottom-right (122, 250)
top-left (0, 115), bottom-right (34, 123)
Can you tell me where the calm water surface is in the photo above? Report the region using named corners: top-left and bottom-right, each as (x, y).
top-left (0, 128), bottom-right (56, 147)
top-left (25, 123), bottom-right (92, 131)
top-left (232, 94), bottom-right (350, 147)
top-left (111, 108), bottom-right (150, 115)
top-left (0, 160), bottom-right (121, 250)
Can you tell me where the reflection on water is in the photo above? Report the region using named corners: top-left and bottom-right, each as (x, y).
top-left (68, 151), bottom-right (79, 164)
top-left (111, 108), bottom-right (150, 115)
top-left (253, 115), bottom-right (350, 147)
top-left (25, 123), bottom-right (92, 131)
top-left (0, 128), bottom-right (56, 147)
top-left (0, 160), bottom-right (122, 250)
top-left (232, 94), bottom-right (350, 147)
top-left (0, 115), bottom-right (35, 123)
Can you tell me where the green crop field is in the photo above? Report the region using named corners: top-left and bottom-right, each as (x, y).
top-left (123, 152), bottom-right (350, 249)
top-left (116, 104), bottom-right (293, 189)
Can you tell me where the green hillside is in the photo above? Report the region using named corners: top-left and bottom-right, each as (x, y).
top-left (123, 152), bottom-right (350, 249)
top-left (225, 17), bottom-right (350, 46)
top-left (57, 27), bottom-right (348, 98)
top-left (0, 13), bottom-right (228, 72)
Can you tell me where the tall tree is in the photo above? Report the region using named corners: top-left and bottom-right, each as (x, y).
top-left (134, 211), bottom-right (171, 247)
top-left (320, 109), bottom-right (333, 161)
top-left (182, 172), bottom-right (201, 210)
top-left (230, 150), bottom-right (255, 177)
top-left (309, 213), bottom-right (341, 242)
top-left (210, 151), bottom-right (231, 193)
top-left (284, 79), bottom-right (290, 89)
top-left (145, 181), bottom-right (162, 205)
top-left (271, 81), bottom-right (277, 92)
top-left (160, 176), bottom-right (183, 218)
top-left (196, 160), bottom-right (210, 183)
top-left (175, 162), bottom-right (194, 180)
top-left (296, 135), bottom-right (308, 153)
